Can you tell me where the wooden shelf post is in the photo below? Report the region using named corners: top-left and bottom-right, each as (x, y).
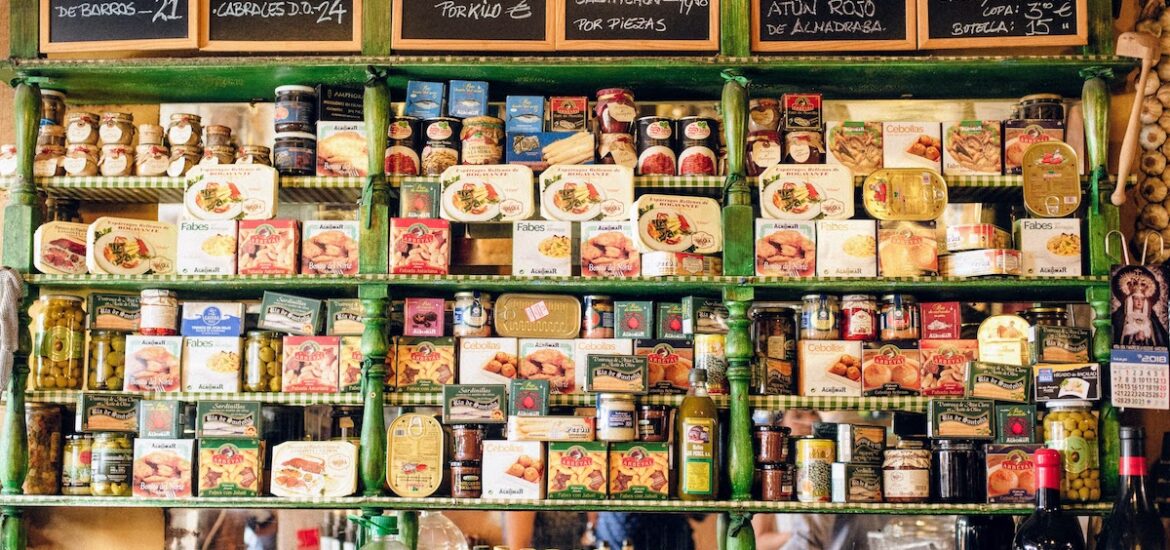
top-left (2, 83), bottom-right (42, 272)
top-left (723, 286), bottom-right (754, 504)
top-left (360, 68), bottom-right (392, 275)
top-left (721, 71), bottom-right (752, 277)
top-left (359, 288), bottom-right (389, 497)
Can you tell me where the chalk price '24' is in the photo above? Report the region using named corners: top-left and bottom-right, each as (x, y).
top-left (212, 0), bottom-right (348, 24)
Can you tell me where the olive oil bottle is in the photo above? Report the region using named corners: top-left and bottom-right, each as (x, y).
top-left (677, 368), bottom-right (719, 500)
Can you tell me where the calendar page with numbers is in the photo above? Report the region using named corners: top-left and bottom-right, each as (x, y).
top-left (1110, 349), bottom-right (1170, 410)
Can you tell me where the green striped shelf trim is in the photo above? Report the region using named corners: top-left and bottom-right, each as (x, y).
top-left (754, 275), bottom-right (1109, 284)
top-left (25, 390), bottom-right (364, 405)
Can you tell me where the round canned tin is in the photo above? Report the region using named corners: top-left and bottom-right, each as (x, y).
top-left (636, 116), bottom-right (676, 176)
top-left (794, 437), bottom-right (834, 503)
top-left (386, 116), bottom-right (421, 176)
top-left (420, 117), bottom-right (461, 176)
top-left (676, 117), bottom-right (719, 176)
top-left (460, 116), bottom-right (505, 166)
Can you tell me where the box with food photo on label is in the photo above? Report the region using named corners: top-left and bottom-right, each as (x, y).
top-left (882, 122), bottom-right (942, 172)
top-left (181, 302), bottom-right (243, 337)
top-left (513, 220), bottom-right (573, 277)
top-left (1016, 218), bottom-right (1082, 277)
top-left (316, 121), bottom-right (367, 177)
top-left (540, 164), bottom-right (633, 222)
top-left (657, 303), bottom-right (685, 339)
top-left (138, 400), bottom-right (190, 439)
top-left (640, 252), bottom-right (721, 278)
top-left (443, 384), bottom-right (507, 424)
top-left (326, 299), bottom-right (364, 336)
top-left (609, 442), bottom-right (670, 500)
top-left (782, 93), bottom-right (822, 132)
top-left (920, 302), bottom-right (963, 340)
top-left (826, 121), bottom-right (883, 176)
top-left (237, 219), bottom-right (299, 275)
top-left (78, 394), bottom-right (140, 433)
top-left (581, 221), bottom-right (641, 278)
top-left (181, 336), bottom-right (242, 392)
top-left (919, 339), bottom-right (977, 397)
top-left (88, 293), bottom-right (139, 331)
top-left (33, 221), bottom-right (88, 275)
top-left (586, 355), bottom-right (648, 394)
top-left (510, 379), bottom-right (550, 417)
top-left (548, 442), bottom-right (609, 499)
top-left (681, 296), bottom-right (728, 335)
top-left (87, 217), bottom-right (177, 275)
top-left (282, 336), bottom-right (340, 393)
top-left (977, 315), bottom-right (1031, 367)
top-left (183, 164), bottom-right (279, 221)
top-left (831, 463), bottom-right (882, 503)
top-left (199, 438), bottom-right (262, 497)
top-left (258, 292), bottom-right (322, 336)
top-left (878, 220), bottom-right (938, 277)
top-left (506, 95), bottom-right (545, 133)
top-left (458, 337), bottom-right (519, 385)
top-left (836, 424), bottom-right (886, 465)
top-left (405, 81), bottom-right (444, 119)
top-left (396, 337), bottom-right (456, 392)
top-left (177, 220), bottom-right (238, 275)
top-left (389, 218), bottom-right (450, 275)
top-left (615, 302), bottom-right (653, 339)
top-left (448, 80), bottom-right (489, 119)
top-left (986, 444), bottom-right (1042, 504)
top-left (507, 415), bottom-right (595, 442)
top-left (1029, 325), bottom-right (1091, 364)
top-left (816, 219), bottom-right (876, 278)
top-left (404, 297), bottom-right (445, 337)
top-left (929, 398), bottom-right (994, 439)
top-left (946, 224), bottom-right (1011, 253)
top-left (758, 164), bottom-right (854, 221)
top-left (967, 361), bottom-right (1031, 403)
top-left (573, 339), bottom-right (634, 390)
top-left (196, 401), bottom-right (261, 438)
top-left (1033, 363), bottom-right (1101, 402)
top-left (132, 438), bottom-right (194, 498)
top-left (399, 180), bottom-right (443, 219)
top-left (943, 120), bottom-right (1003, 176)
top-left (550, 96), bottom-right (588, 132)
top-left (636, 339), bottom-right (694, 395)
top-left (518, 339), bottom-right (577, 394)
top-left (339, 336), bottom-right (363, 392)
top-left (862, 343), bottom-right (921, 397)
top-left (631, 194), bottom-right (723, 255)
top-left (271, 440), bottom-right (358, 498)
top-left (1004, 119), bottom-right (1065, 175)
top-left (301, 220), bottom-right (359, 275)
top-left (123, 335), bottom-right (183, 392)
top-left (482, 440), bottom-right (545, 499)
top-left (996, 404), bottom-right (1037, 444)
top-left (755, 219), bottom-right (816, 278)
top-left (440, 165), bottom-right (535, 222)
top-left (798, 340), bottom-right (863, 397)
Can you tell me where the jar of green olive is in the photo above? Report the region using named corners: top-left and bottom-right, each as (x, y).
top-left (62, 434), bottom-right (92, 495)
top-left (91, 432), bottom-right (132, 496)
top-left (1043, 400), bottom-right (1099, 502)
top-left (30, 294), bottom-right (85, 390)
top-left (244, 331), bottom-right (283, 392)
top-left (87, 330), bottom-right (127, 390)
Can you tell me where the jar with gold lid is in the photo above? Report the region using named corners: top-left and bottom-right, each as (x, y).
top-left (62, 434), bottom-right (93, 495)
top-left (135, 144), bottom-right (170, 176)
top-left (205, 125), bottom-right (233, 147)
top-left (236, 145), bottom-right (272, 166)
top-left (30, 294), bottom-right (85, 390)
top-left (87, 330), bottom-right (128, 390)
top-left (91, 432), bottom-right (132, 496)
top-left (244, 330), bottom-right (283, 392)
top-left (99, 112), bottom-right (135, 145)
top-left (167, 145), bottom-right (202, 177)
top-left (137, 124), bottom-right (165, 145)
top-left (37, 124), bottom-right (66, 147)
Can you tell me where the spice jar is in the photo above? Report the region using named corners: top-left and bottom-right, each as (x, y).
top-left (931, 439), bottom-right (982, 503)
top-left (38, 124), bottom-right (66, 147)
top-left (597, 393), bottom-right (637, 442)
top-left (65, 112), bottom-right (101, 145)
top-left (24, 403), bottom-right (62, 495)
top-left (754, 424), bottom-right (791, 464)
top-left (275, 85), bottom-right (318, 132)
top-left (880, 294), bottom-right (920, 341)
top-left (581, 295), bottom-right (615, 338)
top-left (595, 88), bottom-right (637, 134)
top-left (637, 405), bottom-right (669, 442)
top-left (201, 145), bottom-right (237, 166)
top-left (31, 294), bottom-right (85, 390)
top-left (244, 331), bottom-right (283, 392)
top-left (34, 145), bottom-right (65, 177)
top-left (882, 439), bottom-right (931, 503)
top-left (99, 112), bottom-right (135, 145)
top-left (62, 434), bottom-right (93, 495)
top-left (91, 432), bottom-right (132, 496)
top-left (748, 99), bottom-right (781, 132)
top-left (460, 116), bottom-right (504, 165)
top-left (87, 330), bottom-right (128, 390)
top-left (757, 463), bottom-right (794, 501)
top-left (751, 306), bottom-right (797, 395)
top-left (783, 131), bottom-right (824, 164)
top-left (167, 145), bottom-right (202, 177)
top-left (452, 291), bottom-right (492, 338)
top-left (139, 289), bottom-right (179, 335)
top-left (800, 294), bottom-right (840, 340)
top-left (205, 125), bottom-right (234, 147)
top-left (137, 124), bottom-right (164, 145)
top-left (450, 461), bottom-right (482, 498)
top-left (451, 424), bottom-right (485, 461)
top-left (237, 145), bottom-right (272, 166)
top-left (41, 89), bottom-right (67, 126)
top-left (1023, 306), bottom-right (1068, 327)
top-left (746, 130), bottom-right (782, 176)
top-left (167, 113), bottom-right (203, 147)
top-left (842, 294), bottom-right (878, 342)
top-left (135, 144), bottom-right (170, 176)
top-left (1043, 400), bottom-right (1099, 502)
top-left (100, 144), bottom-right (134, 177)
top-left (62, 143), bottom-right (100, 176)
top-left (274, 131), bottom-right (316, 176)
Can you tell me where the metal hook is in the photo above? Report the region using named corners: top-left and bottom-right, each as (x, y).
top-left (1139, 231), bottom-right (1166, 265)
top-left (1105, 230), bottom-right (1131, 265)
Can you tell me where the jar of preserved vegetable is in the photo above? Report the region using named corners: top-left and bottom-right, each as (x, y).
top-left (595, 88), bottom-right (637, 134)
top-left (841, 294), bottom-right (878, 341)
top-left (460, 116), bottom-right (504, 165)
top-left (451, 424), bottom-right (485, 461)
top-left (167, 113), bottom-right (203, 147)
top-left (237, 145), bottom-right (272, 166)
top-left (62, 434), bottom-right (93, 495)
top-left (751, 306), bottom-right (797, 395)
top-left (880, 294), bottom-right (920, 341)
top-left (274, 131), bottom-right (316, 176)
top-left (40, 90), bottom-right (67, 127)
top-left (139, 289), bottom-right (179, 335)
top-left (31, 294), bottom-right (85, 390)
top-left (24, 403), bottom-right (62, 495)
top-left (244, 331), bottom-right (283, 392)
top-left (1043, 400), bottom-right (1099, 502)
top-left (100, 144), bottom-right (134, 177)
top-left (201, 145), bottom-right (237, 166)
top-left (274, 85), bottom-right (317, 133)
top-left (137, 124), bottom-right (164, 145)
top-left (450, 461), bottom-right (482, 498)
top-left (882, 438), bottom-right (931, 503)
top-left (931, 439), bottom-right (983, 503)
top-left (34, 145), bottom-right (65, 177)
top-left (205, 125), bottom-right (233, 148)
top-left (91, 432), bottom-right (132, 496)
top-left (99, 112), bottom-right (135, 145)
top-left (37, 124), bottom-right (66, 147)
top-left (637, 405), bottom-right (669, 442)
top-left (135, 144), bottom-right (170, 177)
top-left (800, 294), bottom-right (839, 340)
top-left (168, 145), bottom-right (202, 177)
top-left (62, 143), bottom-right (99, 177)
top-left (66, 112), bottom-right (100, 145)
top-left (88, 330), bottom-right (128, 390)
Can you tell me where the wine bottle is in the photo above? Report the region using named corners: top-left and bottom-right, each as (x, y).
top-left (955, 515), bottom-right (1014, 550)
top-left (1097, 427), bottom-right (1167, 549)
top-left (1012, 448), bottom-right (1086, 550)
top-left (1152, 431), bottom-right (1170, 517)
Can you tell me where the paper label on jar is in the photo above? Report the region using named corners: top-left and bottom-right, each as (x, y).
top-left (137, 155), bottom-right (170, 177)
top-left (168, 158), bottom-right (189, 177)
top-left (102, 154), bottom-right (129, 176)
top-left (883, 469), bottom-right (929, 499)
top-left (607, 104), bottom-right (636, 123)
top-left (170, 125), bottom-right (193, 146)
top-left (33, 158), bottom-right (59, 177)
top-left (99, 124), bottom-right (124, 144)
top-left (62, 156), bottom-right (92, 176)
top-left (67, 123), bottom-right (94, 143)
top-left (752, 141), bottom-right (782, 167)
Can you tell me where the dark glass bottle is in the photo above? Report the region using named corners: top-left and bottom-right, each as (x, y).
top-left (1012, 448), bottom-right (1086, 550)
top-left (1153, 431), bottom-right (1170, 517)
top-left (1097, 427), bottom-right (1167, 549)
top-left (956, 515), bottom-right (1014, 550)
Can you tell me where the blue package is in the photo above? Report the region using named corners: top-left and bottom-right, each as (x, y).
top-left (405, 81), bottom-right (444, 119)
top-left (506, 132), bottom-right (594, 170)
top-left (448, 80), bottom-right (489, 119)
top-left (505, 96), bottom-right (545, 133)
top-left (180, 302), bottom-right (244, 337)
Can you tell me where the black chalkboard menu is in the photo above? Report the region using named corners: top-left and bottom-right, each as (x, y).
top-left (918, 0), bottom-right (1087, 49)
top-left (556, 0), bottom-right (719, 50)
top-left (201, 0), bottom-right (361, 51)
top-left (392, 0), bottom-right (555, 51)
top-left (751, 0), bottom-right (916, 52)
top-left (40, 0), bottom-right (196, 52)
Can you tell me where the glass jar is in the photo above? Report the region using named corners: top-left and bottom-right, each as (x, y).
top-left (931, 439), bottom-right (983, 503)
top-left (450, 461), bottom-right (482, 498)
top-left (31, 294), bottom-right (85, 390)
top-left (237, 145), bottom-right (272, 166)
top-left (757, 462), bottom-right (794, 501)
top-left (135, 144), bottom-right (170, 176)
top-left (840, 294), bottom-right (878, 342)
top-left (1018, 93), bottom-right (1065, 121)
top-left (746, 130), bottom-right (782, 176)
top-left (637, 405), bottom-right (669, 442)
top-left (1023, 306), bottom-right (1068, 327)
top-left (596, 393), bottom-right (636, 442)
top-left (581, 295), bottom-right (615, 339)
top-left (459, 116), bottom-right (505, 166)
top-left (274, 131), bottom-right (316, 176)
top-left (62, 143), bottom-right (100, 176)
top-left (137, 124), bottom-right (164, 145)
top-left (139, 289), bottom-right (179, 335)
top-left (24, 403), bottom-right (62, 495)
top-left (754, 424), bottom-right (791, 464)
top-left (1043, 400), bottom-right (1099, 502)
top-left (62, 434), bottom-right (93, 495)
top-left (882, 439), bottom-right (931, 503)
top-left (91, 432), bottom-right (132, 496)
top-left (65, 112), bottom-right (101, 145)
top-left (274, 85), bottom-right (318, 133)
top-left (168, 145), bottom-right (202, 177)
top-left (34, 145), bottom-right (66, 177)
top-left (451, 424), bottom-right (485, 462)
top-left (452, 291), bottom-right (491, 337)
top-left (880, 294), bottom-right (920, 341)
top-left (595, 88), bottom-right (637, 134)
top-left (40, 89), bottom-right (67, 126)
top-left (244, 331), bottom-right (283, 392)
top-left (330, 406), bottom-right (362, 445)
top-left (783, 131), bottom-right (824, 164)
top-left (800, 294), bottom-right (840, 340)
top-left (205, 125), bottom-right (234, 147)
top-left (100, 144), bottom-right (134, 177)
top-left (748, 98), bottom-right (781, 132)
top-left (201, 145), bottom-right (237, 166)
top-left (751, 306), bottom-right (797, 395)
top-left (37, 124), bottom-right (66, 147)
top-left (87, 330), bottom-right (128, 390)
top-left (99, 112), bottom-right (135, 145)
top-left (167, 113), bottom-right (203, 147)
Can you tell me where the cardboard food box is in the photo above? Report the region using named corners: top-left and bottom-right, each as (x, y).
top-left (755, 219), bottom-right (816, 277)
top-left (995, 404), bottom-right (1037, 444)
top-left (940, 249), bottom-right (1022, 278)
top-left (138, 400), bottom-right (190, 439)
top-left (920, 302), bottom-right (962, 340)
top-left (608, 442), bottom-right (670, 500)
top-left (581, 221), bottom-right (640, 278)
top-left (316, 121), bottom-right (368, 177)
top-left (573, 339), bottom-right (634, 390)
top-left (831, 463), bottom-right (882, 503)
top-left (338, 336), bottom-right (363, 392)
top-left (177, 220), bottom-right (238, 275)
top-left (389, 218), bottom-right (450, 275)
top-left (399, 180), bottom-right (442, 219)
top-left (258, 292), bottom-right (323, 336)
top-left (507, 416), bottom-right (595, 442)
top-left (316, 84), bottom-right (363, 121)
top-left (404, 297), bottom-right (445, 337)
top-left (439, 165), bottom-right (535, 222)
top-left (635, 339), bottom-right (694, 395)
top-left (816, 219), bottom-right (877, 278)
top-left (518, 339), bottom-right (577, 394)
top-left (483, 440), bottom-right (546, 499)
top-left (835, 424), bottom-right (886, 465)
top-left (1016, 218), bottom-right (1082, 277)
top-left (132, 438), bottom-right (194, 498)
top-left (1004, 119), bottom-right (1065, 174)
top-left (682, 296), bottom-right (728, 335)
top-left (977, 315), bottom-right (1030, 367)
top-left (458, 337), bottom-right (520, 385)
top-left (396, 337), bottom-right (456, 391)
top-left (199, 438), bottom-right (262, 496)
top-left (448, 80), bottom-right (489, 118)
top-left (1029, 325), bottom-right (1091, 364)
top-left (782, 93), bottom-right (822, 132)
top-left (549, 96), bottom-right (588, 132)
top-left (88, 293), bottom-right (139, 331)
top-left (878, 220), bottom-right (938, 277)
top-left (861, 343), bottom-right (921, 397)
top-left (124, 335), bottom-right (183, 392)
top-left (510, 379), bottom-right (550, 417)
top-left (1033, 363), bottom-right (1101, 402)
top-left (968, 361), bottom-right (1031, 403)
top-left (919, 339), bottom-right (977, 397)
top-left (928, 399), bottom-right (994, 439)
top-left (78, 394), bottom-right (140, 433)
top-left (506, 95), bottom-right (545, 133)
top-left (640, 252), bottom-right (722, 277)
top-left (405, 81), bottom-right (444, 119)
top-left (181, 336), bottom-right (242, 392)
top-left (301, 220), bottom-right (359, 275)
top-left (586, 355), bottom-right (649, 394)
top-left (270, 441), bottom-right (358, 497)
top-left (33, 221), bottom-right (88, 275)
top-left (86, 216), bottom-right (178, 275)
top-left (443, 384), bottom-right (507, 424)
top-left (196, 401), bottom-right (262, 438)
top-left (513, 220), bottom-right (573, 276)
top-left (882, 122), bottom-right (942, 171)
top-left (825, 121), bottom-right (883, 176)
top-left (946, 224), bottom-right (1011, 252)
top-left (656, 303), bottom-right (685, 339)
top-left (237, 219), bottom-right (299, 275)
top-left (282, 336), bottom-right (341, 393)
top-left (942, 120), bottom-right (1003, 176)
top-left (986, 444), bottom-right (1042, 504)
top-left (540, 165), bottom-right (633, 222)
top-left (632, 194), bottom-right (723, 254)
top-left (184, 164), bottom-right (279, 220)
top-left (614, 302), bottom-right (653, 339)
top-left (798, 340), bottom-right (863, 397)
top-left (326, 299), bottom-right (364, 336)
top-left (547, 442), bottom-right (609, 499)
top-left (181, 302), bottom-right (244, 337)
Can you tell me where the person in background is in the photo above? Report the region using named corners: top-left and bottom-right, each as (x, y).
top-left (753, 410), bottom-right (834, 550)
top-left (504, 511), bottom-right (590, 549)
top-left (592, 512), bottom-right (697, 550)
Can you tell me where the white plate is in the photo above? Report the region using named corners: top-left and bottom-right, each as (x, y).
top-left (442, 181), bottom-right (501, 222)
top-left (637, 209), bottom-right (694, 252)
top-left (185, 180), bottom-right (244, 220)
top-left (541, 179), bottom-right (603, 221)
top-left (93, 230), bottom-right (154, 275)
top-left (761, 179), bottom-right (824, 220)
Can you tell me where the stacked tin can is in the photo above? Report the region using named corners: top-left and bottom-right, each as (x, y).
top-left (815, 422), bottom-right (886, 504)
top-left (166, 112), bottom-right (203, 176)
top-left (633, 112), bottom-right (722, 177)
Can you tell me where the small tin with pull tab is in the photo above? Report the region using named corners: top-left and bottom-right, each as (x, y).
top-left (1022, 141), bottom-right (1081, 218)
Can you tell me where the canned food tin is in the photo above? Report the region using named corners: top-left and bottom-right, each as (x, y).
top-left (595, 88), bottom-right (637, 134)
top-left (800, 294), bottom-right (840, 340)
top-left (65, 112), bottom-right (100, 145)
top-left (794, 437), bottom-right (834, 502)
top-left (461, 116), bottom-right (505, 165)
top-left (784, 131), bottom-right (824, 164)
top-left (636, 116), bottom-right (676, 176)
top-left (751, 306), bottom-right (796, 395)
top-left (747, 130), bottom-right (782, 177)
top-left (695, 333), bottom-right (728, 394)
top-left (748, 99), bottom-right (781, 132)
top-left (421, 117), bottom-right (461, 176)
top-left (581, 295), bottom-right (615, 339)
top-left (676, 117), bottom-right (719, 176)
top-left (879, 294), bottom-right (919, 341)
top-left (841, 294), bottom-right (878, 342)
top-left (386, 115), bottom-right (422, 176)
top-left (453, 291), bottom-right (492, 337)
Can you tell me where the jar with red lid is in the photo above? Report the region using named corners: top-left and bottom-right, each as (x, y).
top-left (841, 294), bottom-right (878, 341)
top-left (747, 131), bottom-right (782, 176)
top-left (595, 88), bottom-right (637, 134)
top-left (139, 289), bottom-right (179, 336)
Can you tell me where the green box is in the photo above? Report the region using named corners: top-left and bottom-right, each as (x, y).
top-left (995, 404), bottom-right (1037, 444)
top-left (681, 296), bottom-right (728, 335)
top-left (78, 394), bottom-right (140, 433)
top-left (258, 292), bottom-right (323, 336)
top-left (443, 384), bottom-right (507, 424)
top-left (326, 299), bottom-right (364, 336)
top-left (138, 400), bottom-right (191, 439)
top-left (196, 401), bottom-right (262, 438)
top-left (199, 438), bottom-right (263, 496)
top-left (586, 355), bottom-right (648, 394)
top-left (929, 399), bottom-right (994, 439)
top-left (548, 441), bottom-right (609, 499)
top-left (615, 301), bottom-right (654, 339)
top-left (1029, 325), bottom-right (1091, 364)
top-left (510, 379), bottom-right (550, 417)
top-left (87, 293), bottom-right (140, 331)
top-left (656, 303), bottom-right (684, 339)
top-left (399, 180), bottom-right (442, 218)
top-left (967, 361), bottom-right (1031, 403)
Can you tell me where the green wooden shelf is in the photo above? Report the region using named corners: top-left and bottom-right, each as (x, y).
top-left (0, 55), bottom-right (1134, 103)
top-left (752, 276), bottom-right (1108, 300)
top-left (0, 175), bottom-right (364, 203)
top-left (0, 494), bottom-right (1113, 515)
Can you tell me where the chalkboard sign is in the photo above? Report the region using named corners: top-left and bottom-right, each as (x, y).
top-left (918, 0), bottom-right (1087, 49)
top-left (392, 0), bottom-right (555, 51)
top-left (556, 0), bottom-right (718, 51)
top-left (40, 0), bottom-right (197, 52)
top-left (201, 0), bottom-right (361, 51)
top-left (752, 0), bottom-right (915, 52)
